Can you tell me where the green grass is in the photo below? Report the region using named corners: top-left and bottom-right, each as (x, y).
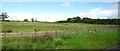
top-left (2, 30), bottom-right (118, 49)
top-left (59, 31), bottom-right (119, 49)
top-left (2, 22), bottom-right (118, 32)
top-left (1, 22), bottom-right (119, 49)
top-left (2, 36), bottom-right (64, 49)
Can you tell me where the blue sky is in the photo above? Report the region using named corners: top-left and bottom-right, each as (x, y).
top-left (2, 2), bottom-right (118, 22)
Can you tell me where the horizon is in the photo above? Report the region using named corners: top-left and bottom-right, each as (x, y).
top-left (2, 2), bottom-right (118, 22)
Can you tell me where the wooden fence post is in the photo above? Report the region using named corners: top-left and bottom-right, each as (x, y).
top-left (35, 31), bottom-right (37, 37)
top-left (55, 31), bottom-right (57, 37)
top-left (21, 33), bottom-right (23, 37)
top-left (71, 30), bottom-right (72, 35)
top-left (106, 29), bottom-right (108, 32)
top-left (82, 29), bottom-right (83, 34)
top-left (106, 29), bottom-right (107, 32)
top-left (21, 33), bottom-right (22, 37)
top-left (87, 30), bottom-right (89, 34)
top-left (77, 29), bottom-right (78, 35)
top-left (107, 29), bottom-right (109, 32)
top-left (62, 31), bottom-right (63, 36)
top-left (103, 29), bottom-right (104, 32)
top-left (4, 32), bottom-right (6, 37)
top-left (34, 29), bottom-right (38, 37)
top-left (63, 30), bottom-right (66, 36)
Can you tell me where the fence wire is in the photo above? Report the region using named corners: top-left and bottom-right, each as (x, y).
top-left (0, 28), bottom-right (118, 37)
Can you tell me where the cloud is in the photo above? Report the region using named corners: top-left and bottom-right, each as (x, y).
top-left (76, 8), bottom-right (118, 19)
top-left (7, 13), bottom-right (64, 22)
top-left (61, 2), bottom-right (71, 7)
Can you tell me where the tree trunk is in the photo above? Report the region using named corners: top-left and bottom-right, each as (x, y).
top-left (2, 17), bottom-right (5, 21)
top-left (2, 15), bottom-right (5, 21)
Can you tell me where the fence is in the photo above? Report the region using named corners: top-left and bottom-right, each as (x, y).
top-left (0, 28), bottom-right (118, 37)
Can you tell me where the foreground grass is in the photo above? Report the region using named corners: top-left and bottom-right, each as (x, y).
top-left (59, 31), bottom-right (119, 49)
top-left (2, 36), bottom-right (62, 49)
top-left (2, 30), bottom-right (118, 49)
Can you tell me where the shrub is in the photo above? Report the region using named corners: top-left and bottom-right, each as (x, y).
top-left (5, 20), bottom-right (10, 22)
top-left (24, 19), bottom-right (28, 22)
top-left (2, 30), bottom-right (13, 33)
top-left (61, 36), bottom-right (72, 40)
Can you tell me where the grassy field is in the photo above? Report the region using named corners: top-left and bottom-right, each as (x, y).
top-left (60, 31), bottom-right (119, 49)
top-left (1, 22), bottom-right (119, 49)
top-left (2, 30), bottom-right (118, 49)
top-left (2, 22), bottom-right (118, 33)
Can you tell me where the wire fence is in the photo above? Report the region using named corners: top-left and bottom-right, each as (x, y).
top-left (0, 28), bottom-right (118, 37)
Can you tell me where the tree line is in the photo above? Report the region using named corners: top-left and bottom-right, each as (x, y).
top-left (57, 16), bottom-right (120, 25)
top-left (0, 12), bottom-right (119, 25)
top-left (0, 12), bottom-right (38, 22)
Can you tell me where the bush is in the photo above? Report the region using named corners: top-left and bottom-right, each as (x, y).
top-left (24, 19), bottom-right (28, 22)
top-left (61, 36), bottom-right (72, 40)
top-left (2, 30), bottom-right (13, 33)
top-left (5, 20), bottom-right (10, 22)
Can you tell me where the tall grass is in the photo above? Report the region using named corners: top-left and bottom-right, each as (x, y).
top-left (2, 30), bottom-right (118, 49)
top-left (2, 36), bottom-right (63, 49)
top-left (2, 22), bottom-right (118, 32)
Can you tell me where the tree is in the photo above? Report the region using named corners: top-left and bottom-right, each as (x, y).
top-left (82, 17), bottom-right (91, 23)
top-left (66, 16), bottom-right (120, 25)
top-left (24, 19), bottom-right (28, 22)
top-left (35, 18), bottom-right (37, 22)
top-left (0, 12), bottom-right (9, 21)
top-left (67, 18), bottom-right (71, 23)
top-left (67, 16), bottom-right (81, 23)
top-left (31, 18), bottom-right (34, 22)
top-left (73, 16), bottom-right (81, 23)
top-left (67, 18), bottom-right (74, 23)
top-left (35, 20), bottom-right (37, 22)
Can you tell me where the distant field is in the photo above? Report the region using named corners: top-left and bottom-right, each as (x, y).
top-left (2, 22), bottom-right (118, 33)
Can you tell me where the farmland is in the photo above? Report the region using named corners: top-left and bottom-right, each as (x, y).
top-left (1, 22), bottom-right (119, 49)
top-left (2, 22), bottom-right (117, 32)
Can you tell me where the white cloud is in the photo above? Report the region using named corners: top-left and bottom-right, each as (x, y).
top-left (76, 8), bottom-right (118, 19)
top-left (7, 13), bottom-right (64, 22)
top-left (61, 2), bottom-right (71, 7)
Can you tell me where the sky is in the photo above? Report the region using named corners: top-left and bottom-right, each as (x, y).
top-left (1, 1), bottom-right (118, 22)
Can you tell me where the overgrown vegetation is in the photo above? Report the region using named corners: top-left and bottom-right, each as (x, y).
top-left (2, 30), bottom-right (118, 49)
top-left (2, 36), bottom-right (63, 49)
